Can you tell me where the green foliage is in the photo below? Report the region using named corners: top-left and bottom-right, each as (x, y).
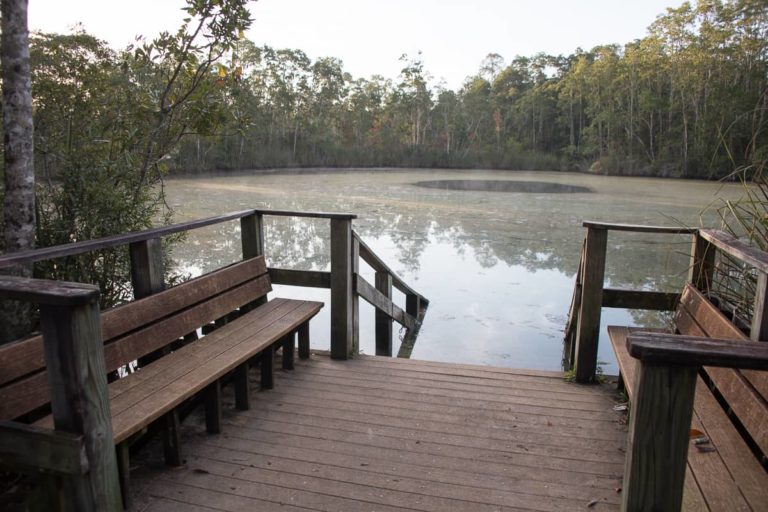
top-left (170, 0), bottom-right (767, 178)
top-left (704, 158), bottom-right (768, 324)
top-left (30, 0), bottom-right (252, 307)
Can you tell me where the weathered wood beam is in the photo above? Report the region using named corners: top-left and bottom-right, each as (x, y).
top-left (622, 331), bottom-right (768, 511)
top-left (627, 332), bottom-right (768, 369)
top-left (330, 218), bottom-right (354, 359)
top-left (268, 268), bottom-right (331, 288)
top-left (0, 208), bottom-right (356, 269)
top-left (39, 290), bottom-right (122, 511)
top-left (355, 275), bottom-right (416, 330)
top-left (298, 322), bottom-right (310, 360)
top-left (583, 221), bottom-right (696, 234)
top-left (699, 229), bottom-right (768, 274)
top-left (0, 276), bottom-right (99, 306)
top-left (351, 238), bottom-right (360, 355)
top-left (601, 289), bottom-right (679, 311)
top-left (621, 361), bottom-right (697, 512)
top-left (397, 300), bottom-right (429, 359)
top-left (751, 272), bottom-right (768, 341)
top-left (574, 225), bottom-right (607, 383)
top-left (0, 421), bottom-right (87, 475)
top-left (688, 232), bottom-right (715, 292)
top-left (129, 238), bottom-right (165, 299)
top-left (241, 212), bottom-right (265, 260)
top-left (354, 232), bottom-right (422, 298)
top-left (375, 271), bottom-right (393, 357)
top-left (0, 209), bottom-right (257, 269)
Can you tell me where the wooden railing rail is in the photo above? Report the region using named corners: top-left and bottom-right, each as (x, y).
top-left (0, 209), bottom-right (427, 361)
top-left (0, 211), bottom-right (427, 506)
top-left (0, 209), bottom-right (356, 269)
top-left (352, 232), bottom-right (429, 357)
top-left (0, 276), bottom-right (121, 511)
top-left (581, 221), bottom-right (697, 235)
top-left (568, 220), bottom-right (768, 382)
top-left (355, 234), bottom-right (421, 297)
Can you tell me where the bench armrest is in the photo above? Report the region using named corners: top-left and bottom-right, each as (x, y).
top-left (627, 331), bottom-right (768, 370)
top-left (0, 275), bottom-right (99, 306)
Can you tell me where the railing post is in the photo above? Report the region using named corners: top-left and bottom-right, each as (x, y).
top-left (574, 225), bottom-right (607, 383)
top-left (351, 236), bottom-right (360, 355)
top-left (241, 212), bottom-right (265, 260)
top-left (376, 271), bottom-right (394, 356)
top-left (688, 231), bottom-right (714, 292)
top-left (330, 218), bottom-right (354, 359)
top-left (129, 238), bottom-right (164, 299)
top-left (622, 360), bottom-right (697, 511)
top-left (751, 272), bottom-right (768, 341)
top-left (39, 287), bottom-right (122, 511)
top-left (241, 213), bottom-right (267, 309)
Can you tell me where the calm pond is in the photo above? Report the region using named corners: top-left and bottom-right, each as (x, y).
top-left (164, 169), bottom-right (744, 374)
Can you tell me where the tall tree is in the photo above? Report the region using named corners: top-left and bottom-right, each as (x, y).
top-left (0, 0), bottom-right (35, 343)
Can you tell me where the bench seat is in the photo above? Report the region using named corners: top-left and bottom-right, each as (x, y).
top-left (608, 285), bottom-right (768, 511)
top-left (0, 255), bottom-right (324, 509)
top-left (35, 297), bottom-right (322, 444)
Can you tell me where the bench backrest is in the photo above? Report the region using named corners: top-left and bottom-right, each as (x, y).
top-left (675, 283), bottom-right (768, 459)
top-left (0, 256), bottom-right (271, 421)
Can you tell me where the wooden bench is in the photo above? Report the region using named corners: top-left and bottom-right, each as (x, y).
top-left (608, 283), bottom-right (768, 511)
top-left (0, 255), bottom-right (323, 507)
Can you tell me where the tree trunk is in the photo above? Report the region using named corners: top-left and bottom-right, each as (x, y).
top-left (0, 0), bottom-right (36, 343)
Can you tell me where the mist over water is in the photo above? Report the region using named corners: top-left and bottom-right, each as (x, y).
top-left (165, 169), bottom-right (743, 373)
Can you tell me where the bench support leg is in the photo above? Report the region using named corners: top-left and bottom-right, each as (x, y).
top-left (622, 362), bottom-right (696, 512)
top-left (205, 381), bottom-right (222, 434)
top-left (116, 442), bottom-right (130, 510)
top-left (260, 345), bottom-right (274, 390)
top-left (282, 332), bottom-right (295, 370)
top-left (298, 322), bottom-right (310, 359)
top-left (163, 410), bottom-right (182, 467)
top-left (234, 363), bottom-right (250, 410)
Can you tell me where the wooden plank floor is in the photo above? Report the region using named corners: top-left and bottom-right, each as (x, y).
top-left (132, 354), bottom-right (627, 512)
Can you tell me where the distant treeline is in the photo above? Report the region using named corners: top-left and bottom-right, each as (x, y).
top-left (32, 0), bottom-right (768, 180)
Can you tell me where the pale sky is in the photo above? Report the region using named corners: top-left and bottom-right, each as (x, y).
top-left (29, 0), bottom-right (679, 89)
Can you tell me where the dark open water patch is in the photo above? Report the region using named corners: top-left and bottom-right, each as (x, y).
top-left (413, 180), bottom-right (593, 194)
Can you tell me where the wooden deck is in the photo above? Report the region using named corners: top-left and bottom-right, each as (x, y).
top-left (132, 354), bottom-right (627, 512)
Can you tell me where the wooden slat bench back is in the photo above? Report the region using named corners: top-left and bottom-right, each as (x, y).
top-left (0, 255), bottom-right (324, 508)
top-left (675, 285), bottom-right (768, 458)
top-left (608, 282), bottom-right (768, 511)
top-left (0, 255), bottom-right (272, 421)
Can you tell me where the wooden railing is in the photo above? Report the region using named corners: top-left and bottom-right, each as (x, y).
top-left (563, 221), bottom-right (768, 382)
top-left (0, 208), bottom-right (428, 508)
top-left (0, 208), bottom-right (429, 360)
top-left (353, 233), bottom-right (429, 357)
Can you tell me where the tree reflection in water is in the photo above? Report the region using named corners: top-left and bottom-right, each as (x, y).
top-left (165, 170), bottom-right (744, 373)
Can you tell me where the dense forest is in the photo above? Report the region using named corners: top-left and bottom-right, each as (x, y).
top-left (30, 0), bottom-right (768, 182)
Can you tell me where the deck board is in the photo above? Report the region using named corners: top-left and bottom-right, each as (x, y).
top-left (133, 354), bottom-right (626, 511)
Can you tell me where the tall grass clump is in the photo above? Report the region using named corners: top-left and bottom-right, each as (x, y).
top-left (706, 159), bottom-right (768, 329)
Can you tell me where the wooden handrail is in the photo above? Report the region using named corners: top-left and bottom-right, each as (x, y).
top-left (353, 231), bottom-right (426, 301)
top-left (570, 221), bottom-right (768, 382)
top-left (0, 276), bottom-right (100, 306)
top-left (0, 208), bottom-right (356, 269)
top-left (628, 331), bottom-right (768, 369)
top-left (699, 229), bottom-right (768, 274)
top-left (354, 274), bottom-right (416, 330)
top-left (582, 221), bottom-right (697, 234)
top-left (0, 208), bottom-right (426, 362)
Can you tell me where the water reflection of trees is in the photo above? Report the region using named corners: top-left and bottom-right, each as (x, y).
top-left (172, 200), bottom-right (694, 303)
